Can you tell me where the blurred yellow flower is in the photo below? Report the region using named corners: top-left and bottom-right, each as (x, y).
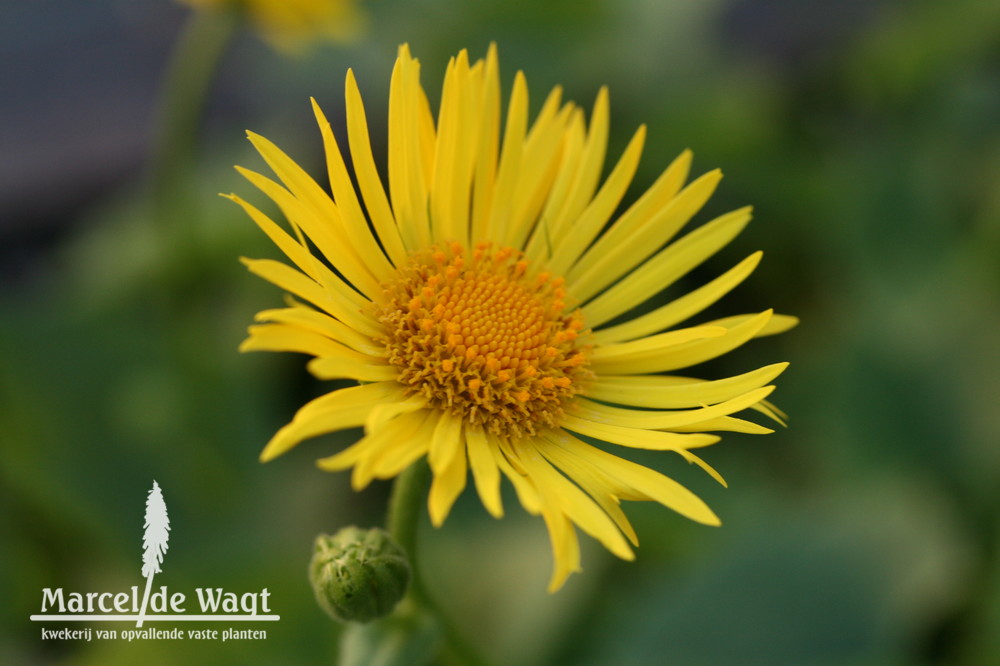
top-left (231, 45), bottom-right (796, 591)
top-left (180, 0), bottom-right (364, 51)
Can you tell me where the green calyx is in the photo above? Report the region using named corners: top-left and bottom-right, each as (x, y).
top-left (310, 526), bottom-right (411, 624)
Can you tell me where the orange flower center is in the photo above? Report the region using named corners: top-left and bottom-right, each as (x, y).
top-left (376, 242), bottom-right (590, 438)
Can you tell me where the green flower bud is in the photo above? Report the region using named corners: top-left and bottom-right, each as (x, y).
top-left (309, 526), bottom-right (411, 624)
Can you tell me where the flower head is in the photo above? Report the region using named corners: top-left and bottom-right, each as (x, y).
top-left (232, 45), bottom-right (796, 591)
top-left (180, 0), bottom-right (364, 52)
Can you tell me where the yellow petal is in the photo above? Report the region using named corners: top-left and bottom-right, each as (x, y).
top-left (350, 410), bottom-right (429, 490)
top-left (567, 149), bottom-right (692, 283)
top-left (261, 382), bottom-right (405, 462)
top-left (236, 165), bottom-right (383, 298)
top-left (548, 430), bottom-right (720, 526)
top-left (484, 71), bottom-right (528, 245)
top-left (703, 312), bottom-right (800, 337)
top-left (240, 323), bottom-right (366, 359)
top-left (244, 131), bottom-right (338, 227)
top-left (494, 439), bottom-right (542, 515)
top-left (540, 506), bottom-right (579, 593)
top-left (253, 305), bottom-right (383, 356)
top-left (559, 413), bottom-right (720, 451)
top-left (583, 207), bottom-right (754, 328)
top-left (343, 70), bottom-right (408, 266)
top-left (239, 258), bottom-right (381, 339)
top-left (544, 124), bottom-right (645, 274)
top-left (470, 43), bottom-right (501, 243)
top-left (466, 428), bottom-right (503, 518)
top-left (591, 251), bottom-right (762, 344)
top-left (224, 194), bottom-right (327, 287)
top-left (227, 193), bottom-right (371, 316)
top-left (368, 410), bottom-right (436, 480)
top-left (517, 440), bottom-right (634, 562)
top-left (669, 416), bottom-right (774, 434)
top-left (312, 98), bottom-right (408, 268)
top-left (568, 386), bottom-right (775, 430)
top-left (520, 105), bottom-right (583, 255)
top-left (506, 98), bottom-right (576, 251)
top-left (752, 399), bottom-right (788, 427)
top-left (364, 394), bottom-right (428, 433)
top-left (569, 169), bottom-right (722, 301)
top-left (240, 324), bottom-right (394, 382)
top-left (588, 362), bottom-right (789, 409)
top-left (428, 432), bottom-right (467, 527)
top-left (677, 449), bottom-right (728, 487)
top-left (536, 438), bottom-right (638, 546)
top-left (314, 435), bottom-right (381, 473)
top-left (547, 87), bottom-right (610, 242)
top-left (306, 357), bottom-right (398, 383)
top-left (589, 325), bottom-right (727, 368)
top-left (429, 51), bottom-right (476, 248)
top-left (427, 411), bottom-right (463, 475)
top-left (387, 45), bottom-right (432, 250)
top-left (590, 311), bottom-right (774, 375)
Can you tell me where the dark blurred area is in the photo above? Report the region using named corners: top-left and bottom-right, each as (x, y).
top-left (2, 0), bottom-right (999, 664)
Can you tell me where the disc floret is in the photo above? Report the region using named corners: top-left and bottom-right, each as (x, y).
top-left (377, 242), bottom-right (590, 438)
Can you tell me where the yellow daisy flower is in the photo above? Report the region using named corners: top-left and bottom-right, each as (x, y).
top-left (231, 44), bottom-right (796, 591)
top-left (179, 0), bottom-right (364, 51)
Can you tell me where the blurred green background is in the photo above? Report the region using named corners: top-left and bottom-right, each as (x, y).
top-left (2, 0), bottom-right (998, 664)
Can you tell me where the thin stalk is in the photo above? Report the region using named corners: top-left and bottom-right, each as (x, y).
top-left (149, 6), bottom-right (239, 282)
top-left (386, 462), bottom-right (491, 666)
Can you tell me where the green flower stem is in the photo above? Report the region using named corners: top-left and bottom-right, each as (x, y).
top-left (149, 6), bottom-right (240, 279)
top-left (386, 461), bottom-right (430, 574)
top-left (387, 462), bottom-right (490, 666)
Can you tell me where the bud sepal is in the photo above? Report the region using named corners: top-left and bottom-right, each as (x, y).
top-left (310, 526), bottom-right (411, 624)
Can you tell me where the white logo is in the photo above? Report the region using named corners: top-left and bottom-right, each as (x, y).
top-left (139, 480), bottom-right (170, 627)
top-left (30, 481), bottom-right (280, 643)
